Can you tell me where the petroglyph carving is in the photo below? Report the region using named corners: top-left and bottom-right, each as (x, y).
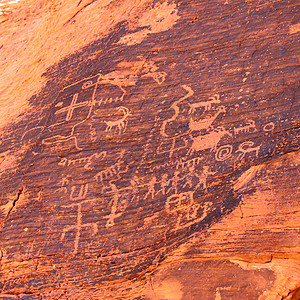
top-left (104, 183), bottom-right (123, 228)
top-left (70, 184), bottom-right (89, 201)
top-left (152, 156), bottom-right (203, 172)
top-left (161, 85), bottom-right (194, 137)
top-left (42, 76), bottom-right (99, 150)
top-left (165, 191), bottom-right (194, 214)
top-left (236, 141), bottom-right (261, 160)
top-left (95, 86), bottom-right (126, 106)
top-left (56, 93), bottom-right (84, 122)
top-left (94, 150), bottom-right (128, 183)
top-left (82, 80), bottom-right (95, 90)
top-left (152, 71), bottom-right (167, 85)
top-left (144, 176), bottom-right (157, 199)
top-left (233, 120), bottom-right (257, 135)
top-left (194, 166), bottom-right (216, 191)
top-left (60, 201), bottom-right (98, 255)
top-left (56, 177), bottom-right (70, 194)
top-left (58, 151), bottom-right (107, 170)
top-left (215, 144), bottom-right (233, 161)
top-left (167, 170), bottom-right (180, 195)
top-left (129, 175), bottom-right (139, 201)
top-left (175, 202), bottom-right (212, 230)
top-left (188, 94), bottom-right (220, 114)
top-left (156, 136), bottom-right (189, 158)
top-left (188, 106), bottom-right (226, 132)
top-left (188, 127), bottom-right (232, 155)
top-left (104, 106), bottom-right (131, 134)
top-left (142, 71), bottom-right (167, 85)
top-left (176, 156), bottom-right (203, 169)
top-left (263, 122), bottom-right (275, 132)
top-left (180, 165), bottom-right (215, 191)
top-left (165, 192), bottom-right (212, 231)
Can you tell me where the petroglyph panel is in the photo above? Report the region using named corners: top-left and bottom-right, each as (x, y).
top-left (0, 0), bottom-right (299, 293)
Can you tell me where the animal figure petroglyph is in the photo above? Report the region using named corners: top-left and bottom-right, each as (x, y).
top-left (188, 127), bottom-right (232, 155)
top-left (104, 106), bottom-right (131, 134)
top-left (188, 94), bottom-right (220, 114)
top-left (161, 85), bottom-right (194, 137)
top-left (236, 141), bottom-right (261, 160)
top-left (188, 106), bottom-right (226, 132)
top-left (233, 120), bottom-right (257, 135)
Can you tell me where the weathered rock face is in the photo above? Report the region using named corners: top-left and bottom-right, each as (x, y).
top-left (0, 0), bottom-right (299, 298)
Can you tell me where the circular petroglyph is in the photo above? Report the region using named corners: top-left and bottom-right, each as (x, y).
top-left (215, 145), bottom-right (233, 161)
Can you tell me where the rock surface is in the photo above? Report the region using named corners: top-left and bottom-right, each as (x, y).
top-left (0, 0), bottom-right (299, 299)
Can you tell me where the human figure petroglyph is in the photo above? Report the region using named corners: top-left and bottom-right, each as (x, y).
top-left (161, 174), bottom-right (170, 195)
top-left (182, 165), bottom-right (197, 189)
top-left (188, 127), bottom-right (232, 155)
top-left (236, 141), bottom-right (261, 160)
top-left (188, 94), bottom-right (220, 114)
top-left (104, 106), bottom-right (131, 134)
top-left (181, 165), bottom-right (214, 191)
top-left (195, 166), bottom-right (216, 191)
top-left (104, 183), bottom-right (123, 228)
top-left (60, 201), bottom-right (98, 255)
top-left (144, 176), bottom-right (157, 199)
top-left (161, 85), bottom-right (194, 137)
top-left (167, 170), bottom-right (180, 194)
top-left (188, 105), bottom-right (226, 132)
top-left (129, 176), bottom-right (139, 200)
top-left (233, 120), bottom-right (257, 135)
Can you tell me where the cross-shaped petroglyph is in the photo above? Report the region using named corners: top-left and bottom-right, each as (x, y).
top-left (60, 200), bottom-right (98, 255)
